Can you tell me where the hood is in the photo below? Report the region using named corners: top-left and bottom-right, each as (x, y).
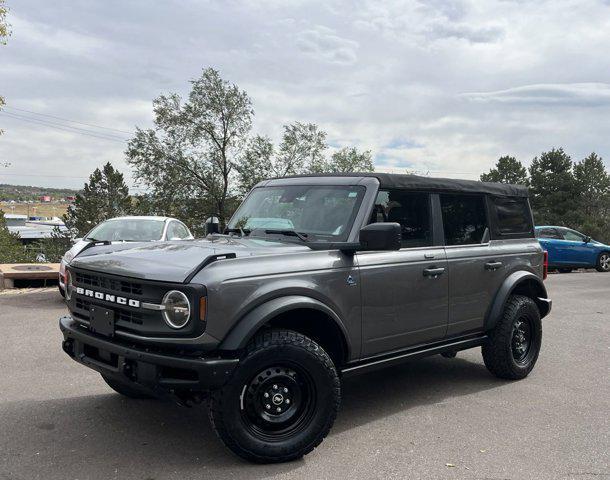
top-left (69, 236), bottom-right (308, 283)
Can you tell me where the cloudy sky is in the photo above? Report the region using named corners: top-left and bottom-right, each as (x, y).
top-left (1, 0), bottom-right (610, 189)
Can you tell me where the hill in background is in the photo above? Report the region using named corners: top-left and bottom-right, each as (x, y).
top-left (0, 184), bottom-right (79, 202)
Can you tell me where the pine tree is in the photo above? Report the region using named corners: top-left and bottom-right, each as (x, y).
top-left (64, 163), bottom-right (132, 236)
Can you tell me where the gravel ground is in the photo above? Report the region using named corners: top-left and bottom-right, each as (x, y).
top-left (0, 273), bottom-right (608, 480)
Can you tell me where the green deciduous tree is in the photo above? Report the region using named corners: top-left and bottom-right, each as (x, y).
top-left (276, 122), bottom-right (327, 175)
top-left (64, 162), bottom-right (132, 236)
top-left (529, 148), bottom-right (577, 225)
top-left (126, 68), bottom-right (253, 228)
top-left (234, 135), bottom-right (274, 197)
top-left (480, 156), bottom-right (528, 185)
top-left (324, 147), bottom-right (374, 173)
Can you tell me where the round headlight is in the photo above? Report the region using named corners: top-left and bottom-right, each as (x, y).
top-left (65, 270), bottom-right (73, 301)
top-left (162, 290), bottom-right (191, 329)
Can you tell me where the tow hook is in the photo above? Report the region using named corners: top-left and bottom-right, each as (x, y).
top-left (62, 339), bottom-right (75, 357)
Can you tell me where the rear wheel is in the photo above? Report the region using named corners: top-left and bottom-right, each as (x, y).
top-left (482, 295), bottom-right (542, 380)
top-left (596, 252), bottom-right (610, 272)
top-left (101, 375), bottom-right (154, 399)
top-left (208, 329), bottom-right (340, 463)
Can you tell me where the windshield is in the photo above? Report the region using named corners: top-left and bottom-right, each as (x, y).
top-left (86, 219), bottom-right (165, 242)
top-left (227, 185), bottom-right (366, 242)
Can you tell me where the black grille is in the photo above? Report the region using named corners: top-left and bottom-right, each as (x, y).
top-left (67, 267), bottom-right (205, 339)
top-left (75, 297), bottom-right (144, 325)
top-left (75, 271), bottom-right (143, 296)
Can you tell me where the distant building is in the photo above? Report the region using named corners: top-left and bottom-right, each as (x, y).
top-left (40, 195), bottom-right (52, 203)
top-left (65, 195), bottom-right (76, 202)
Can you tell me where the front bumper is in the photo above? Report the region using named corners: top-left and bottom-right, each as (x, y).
top-left (59, 316), bottom-right (238, 398)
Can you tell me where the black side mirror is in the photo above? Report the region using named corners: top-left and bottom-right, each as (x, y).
top-left (359, 223), bottom-right (402, 251)
top-left (205, 216), bottom-right (219, 235)
top-left (584, 235), bottom-right (591, 243)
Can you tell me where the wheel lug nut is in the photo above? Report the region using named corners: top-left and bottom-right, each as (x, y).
top-left (285, 399), bottom-right (290, 405)
top-left (264, 392), bottom-right (269, 398)
top-left (283, 387), bottom-right (288, 393)
top-left (273, 384), bottom-right (278, 390)
top-left (276, 407), bottom-right (281, 412)
top-left (265, 404), bottom-right (271, 409)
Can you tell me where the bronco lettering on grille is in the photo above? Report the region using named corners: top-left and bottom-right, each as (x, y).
top-left (75, 287), bottom-right (140, 308)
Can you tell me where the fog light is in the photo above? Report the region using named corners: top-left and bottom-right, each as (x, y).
top-left (162, 290), bottom-right (191, 329)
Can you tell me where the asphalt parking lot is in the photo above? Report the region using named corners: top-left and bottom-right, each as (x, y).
top-left (1, 272), bottom-right (608, 480)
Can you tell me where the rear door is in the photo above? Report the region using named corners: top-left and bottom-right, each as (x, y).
top-left (358, 190), bottom-right (448, 356)
top-left (441, 194), bottom-right (505, 337)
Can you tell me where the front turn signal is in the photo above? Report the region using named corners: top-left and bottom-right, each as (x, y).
top-left (199, 297), bottom-right (207, 322)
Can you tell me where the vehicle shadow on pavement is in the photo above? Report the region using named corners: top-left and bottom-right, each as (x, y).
top-left (0, 355), bottom-right (505, 478)
top-left (336, 354), bottom-right (502, 434)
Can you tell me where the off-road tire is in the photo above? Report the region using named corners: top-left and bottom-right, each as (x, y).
top-left (595, 252), bottom-right (610, 272)
top-left (482, 295), bottom-right (542, 380)
top-left (101, 375), bottom-right (154, 399)
top-left (208, 329), bottom-right (341, 463)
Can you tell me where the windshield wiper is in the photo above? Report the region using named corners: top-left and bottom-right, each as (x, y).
top-left (264, 229), bottom-right (309, 242)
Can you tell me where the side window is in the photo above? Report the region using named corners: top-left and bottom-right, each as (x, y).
top-left (440, 194), bottom-right (488, 245)
top-left (536, 228), bottom-right (561, 239)
top-left (491, 197), bottom-right (533, 236)
top-left (561, 229), bottom-right (585, 242)
top-left (372, 190), bottom-right (431, 248)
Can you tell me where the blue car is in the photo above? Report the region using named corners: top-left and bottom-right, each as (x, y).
top-left (535, 226), bottom-right (610, 273)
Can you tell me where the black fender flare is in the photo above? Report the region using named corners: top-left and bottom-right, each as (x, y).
top-left (218, 295), bottom-right (351, 357)
top-left (484, 271), bottom-right (550, 331)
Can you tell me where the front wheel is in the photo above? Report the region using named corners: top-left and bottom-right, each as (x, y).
top-left (596, 252), bottom-right (610, 272)
top-left (208, 330), bottom-right (340, 463)
top-left (482, 295), bottom-right (542, 380)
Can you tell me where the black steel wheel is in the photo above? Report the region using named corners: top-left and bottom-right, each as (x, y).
top-left (511, 317), bottom-right (533, 365)
top-left (483, 295), bottom-right (542, 380)
top-left (209, 329), bottom-right (340, 463)
top-left (241, 365), bottom-right (316, 442)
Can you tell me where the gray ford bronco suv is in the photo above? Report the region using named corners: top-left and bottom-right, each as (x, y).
top-left (60, 173), bottom-right (551, 463)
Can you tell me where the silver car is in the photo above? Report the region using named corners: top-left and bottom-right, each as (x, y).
top-left (58, 216), bottom-right (193, 296)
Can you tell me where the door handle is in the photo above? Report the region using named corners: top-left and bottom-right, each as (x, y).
top-left (423, 267), bottom-right (445, 278)
top-left (485, 261), bottom-right (503, 271)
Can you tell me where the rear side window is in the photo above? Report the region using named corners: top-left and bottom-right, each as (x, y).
top-left (490, 197), bottom-right (533, 236)
top-left (372, 190), bottom-right (431, 248)
top-left (440, 194), bottom-right (488, 245)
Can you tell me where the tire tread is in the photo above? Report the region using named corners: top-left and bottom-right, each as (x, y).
top-left (209, 329), bottom-right (340, 463)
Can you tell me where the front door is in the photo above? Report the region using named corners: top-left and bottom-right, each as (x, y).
top-left (358, 190), bottom-right (449, 357)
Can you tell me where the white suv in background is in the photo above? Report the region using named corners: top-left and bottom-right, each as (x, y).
top-left (58, 216), bottom-right (193, 296)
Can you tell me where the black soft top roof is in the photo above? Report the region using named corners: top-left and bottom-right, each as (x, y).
top-left (270, 173), bottom-right (529, 198)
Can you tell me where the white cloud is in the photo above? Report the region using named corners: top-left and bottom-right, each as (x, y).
top-left (461, 83), bottom-right (610, 106)
top-left (1, 0), bottom-right (610, 189)
top-left (296, 26), bottom-right (359, 65)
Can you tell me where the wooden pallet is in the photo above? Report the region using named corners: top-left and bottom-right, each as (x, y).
top-left (0, 263), bottom-right (60, 289)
